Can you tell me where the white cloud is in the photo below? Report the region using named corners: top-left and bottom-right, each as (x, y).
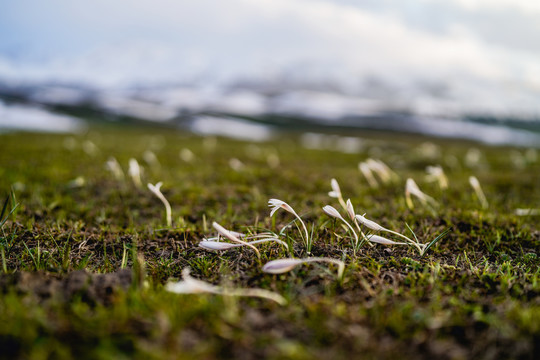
top-left (1, 0), bottom-right (540, 118)
top-left (424, 0), bottom-right (540, 13)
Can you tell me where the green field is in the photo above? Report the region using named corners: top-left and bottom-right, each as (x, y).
top-left (0, 126), bottom-right (539, 359)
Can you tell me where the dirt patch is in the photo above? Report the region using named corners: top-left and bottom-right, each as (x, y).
top-left (0, 269), bottom-right (132, 305)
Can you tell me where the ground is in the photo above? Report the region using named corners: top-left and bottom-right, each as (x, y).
top-left (0, 125), bottom-right (538, 359)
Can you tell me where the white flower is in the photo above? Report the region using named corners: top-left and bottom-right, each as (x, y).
top-left (199, 237), bottom-right (288, 251)
top-left (346, 199), bottom-right (356, 220)
top-left (426, 165), bottom-right (448, 189)
top-left (367, 234), bottom-right (405, 245)
top-left (105, 157), bottom-right (125, 181)
top-left (268, 199), bottom-right (310, 251)
top-left (262, 258), bottom-right (303, 274)
top-left (82, 140), bottom-right (99, 156)
top-left (328, 178), bottom-right (348, 211)
top-left (515, 208), bottom-right (540, 216)
top-left (262, 257), bottom-right (345, 280)
top-left (358, 162), bottom-right (379, 188)
top-left (266, 153), bottom-right (280, 169)
top-left (469, 176), bottom-right (488, 209)
top-left (212, 222), bottom-right (260, 258)
top-left (322, 205), bottom-right (343, 220)
top-left (128, 158), bottom-right (143, 188)
top-left (143, 150), bottom-right (160, 170)
top-left (268, 199), bottom-right (298, 217)
top-left (68, 176), bottom-right (85, 188)
top-left (355, 214), bottom-right (386, 232)
top-left (405, 178), bottom-right (438, 209)
top-left (199, 241), bottom-right (241, 250)
top-left (148, 182), bottom-right (172, 227)
top-left (166, 268), bottom-right (286, 305)
top-left (366, 158), bottom-right (392, 184)
top-left (323, 205), bottom-right (359, 247)
top-left (354, 214), bottom-right (421, 251)
top-left (328, 178), bottom-right (341, 198)
top-left (229, 158), bottom-right (244, 171)
top-left (465, 148), bottom-right (482, 168)
top-left (165, 268), bottom-right (219, 294)
top-left (179, 148), bottom-right (195, 163)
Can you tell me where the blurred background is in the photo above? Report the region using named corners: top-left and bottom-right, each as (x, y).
top-left (1, 0), bottom-right (539, 146)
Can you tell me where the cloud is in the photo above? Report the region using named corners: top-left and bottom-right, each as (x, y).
top-left (424, 0), bottom-right (540, 14)
top-left (0, 0), bottom-right (539, 118)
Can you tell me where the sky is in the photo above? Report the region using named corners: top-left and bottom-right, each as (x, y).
top-left (0, 0), bottom-right (539, 117)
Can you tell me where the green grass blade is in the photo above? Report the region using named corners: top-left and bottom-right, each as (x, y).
top-left (0, 201), bottom-right (19, 229)
top-left (0, 195), bottom-right (9, 222)
top-left (422, 228), bottom-right (451, 256)
top-left (404, 223), bottom-right (419, 243)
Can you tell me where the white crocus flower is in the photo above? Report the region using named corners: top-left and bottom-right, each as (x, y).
top-left (199, 237), bottom-right (288, 251)
top-left (469, 176), bottom-right (488, 209)
top-left (425, 165), bottom-right (448, 190)
top-left (148, 182), bottom-right (172, 227)
top-left (355, 213), bottom-right (386, 232)
top-left (212, 222), bottom-right (261, 259)
top-left (322, 205), bottom-right (359, 247)
top-left (143, 150), bottom-right (161, 171)
top-left (367, 234), bottom-right (406, 246)
top-left (345, 199), bottom-right (356, 221)
top-left (68, 176), bottom-right (85, 188)
top-left (328, 178), bottom-right (340, 198)
top-left (105, 157), bottom-right (125, 181)
top-left (366, 158), bottom-right (392, 184)
top-left (199, 241), bottom-right (242, 251)
top-left (128, 158), bottom-right (143, 188)
top-left (82, 140), bottom-right (99, 156)
top-left (179, 148), bottom-right (195, 163)
top-left (328, 178), bottom-right (347, 210)
top-left (268, 199), bottom-right (309, 247)
top-left (358, 162), bottom-right (379, 188)
top-left (166, 268), bottom-right (286, 305)
top-left (405, 178), bottom-right (438, 209)
top-left (262, 257), bottom-right (345, 280)
top-left (166, 268), bottom-right (219, 294)
top-left (322, 205), bottom-right (342, 219)
top-left (269, 199), bottom-right (298, 217)
top-left (229, 158), bottom-right (244, 171)
top-left (515, 208), bottom-right (540, 216)
top-left (346, 200), bottom-right (371, 246)
top-left (354, 214), bottom-right (423, 252)
top-left (266, 152), bottom-right (280, 169)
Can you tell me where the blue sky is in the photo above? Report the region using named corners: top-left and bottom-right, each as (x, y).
top-left (1, 0), bottom-right (539, 93)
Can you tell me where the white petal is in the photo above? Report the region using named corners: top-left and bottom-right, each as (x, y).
top-left (322, 205), bottom-right (342, 219)
top-left (269, 206), bottom-right (279, 217)
top-left (199, 241), bottom-right (240, 250)
top-left (268, 198), bottom-right (297, 216)
top-left (330, 178), bottom-right (341, 194)
top-left (469, 176), bottom-right (479, 187)
top-left (355, 214), bottom-right (385, 231)
top-left (346, 199), bottom-right (355, 220)
top-left (165, 271), bottom-right (219, 294)
top-left (212, 222), bottom-right (241, 243)
top-left (368, 235), bottom-right (399, 245)
top-left (268, 198), bottom-right (285, 207)
top-left (262, 259), bottom-right (303, 274)
top-left (515, 208), bottom-right (540, 216)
